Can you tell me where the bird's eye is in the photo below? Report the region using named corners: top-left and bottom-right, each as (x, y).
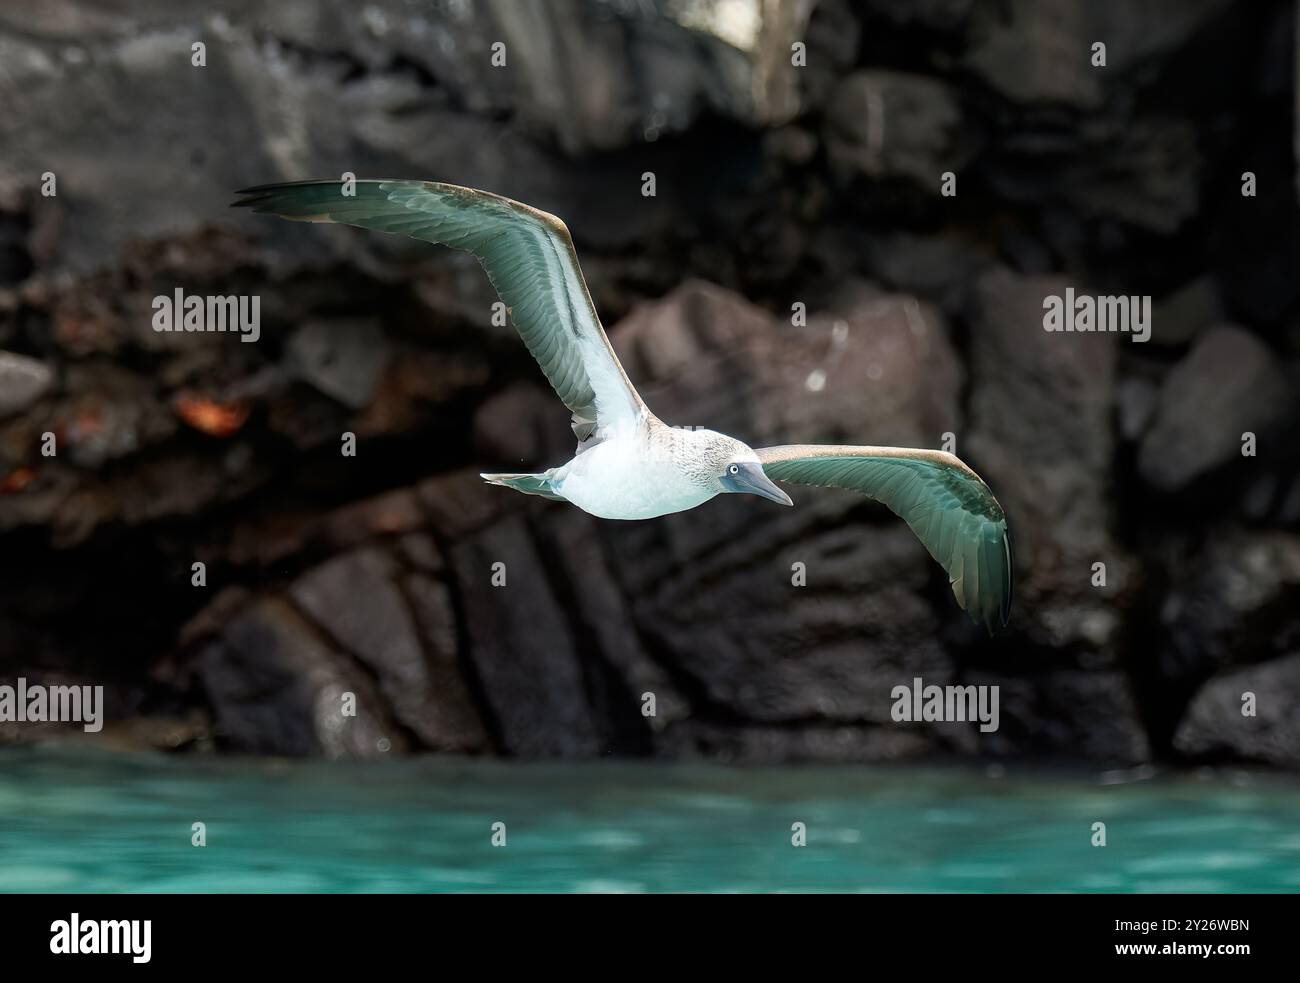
top-left (728, 464), bottom-right (739, 475)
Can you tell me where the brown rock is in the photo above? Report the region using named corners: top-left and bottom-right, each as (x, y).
top-left (320, 487), bottom-right (426, 551)
top-left (291, 547), bottom-right (489, 752)
top-left (199, 598), bottom-right (398, 758)
top-left (0, 351), bottom-right (53, 419)
top-left (449, 514), bottom-right (602, 757)
top-left (536, 508), bottom-right (690, 737)
top-left (417, 468), bottom-right (523, 541)
top-left (1138, 327), bottom-right (1292, 492)
top-left (824, 71), bottom-right (972, 187)
top-left (1174, 654), bottom-right (1300, 767)
top-left (472, 381), bottom-right (573, 469)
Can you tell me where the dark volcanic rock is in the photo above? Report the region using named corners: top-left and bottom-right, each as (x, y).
top-left (966, 268), bottom-right (1127, 653)
top-left (659, 721), bottom-right (935, 765)
top-left (1156, 530), bottom-right (1300, 679)
top-left (864, 233), bottom-right (993, 314)
top-left (289, 547), bottom-right (488, 752)
top-left (417, 468), bottom-right (520, 541)
top-left (402, 570), bottom-right (491, 749)
top-left (0, 351), bottom-right (53, 418)
top-left (1174, 654), bottom-right (1300, 767)
top-left (1138, 327), bottom-right (1292, 493)
top-left (318, 488), bottom-right (426, 553)
top-left (1116, 375), bottom-right (1159, 443)
top-left (971, 669), bottom-right (1150, 762)
top-left (824, 70), bottom-right (972, 188)
top-left (0, 0), bottom-right (789, 271)
top-left (199, 597), bottom-right (396, 757)
top-left (285, 318), bottom-right (390, 410)
top-left (799, 0), bottom-right (862, 110)
top-left (535, 508), bottom-right (690, 736)
top-left (857, 0), bottom-right (975, 32)
top-left (51, 364), bottom-right (176, 469)
top-left (293, 0), bottom-right (777, 154)
top-left (472, 381), bottom-right (573, 469)
top-left (964, 0), bottom-right (1231, 109)
top-left (1148, 276), bottom-right (1224, 349)
top-left (449, 514), bottom-right (603, 757)
top-left (1064, 117), bottom-right (1202, 235)
top-left (614, 279), bottom-right (962, 449)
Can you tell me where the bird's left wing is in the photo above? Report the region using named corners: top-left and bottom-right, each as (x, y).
top-left (757, 445), bottom-right (1013, 632)
top-left (233, 179), bottom-right (648, 443)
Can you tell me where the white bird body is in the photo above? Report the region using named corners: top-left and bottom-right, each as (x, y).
top-left (237, 179), bottom-right (1015, 632)
top-left (552, 423), bottom-right (732, 520)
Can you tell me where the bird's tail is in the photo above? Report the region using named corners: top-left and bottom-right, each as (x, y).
top-left (480, 471), bottom-right (565, 502)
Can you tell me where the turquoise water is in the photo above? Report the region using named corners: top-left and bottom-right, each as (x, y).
top-left (1, 749), bottom-right (1297, 892)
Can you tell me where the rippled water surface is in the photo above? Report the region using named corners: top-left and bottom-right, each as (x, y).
top-left (1, 749), bottom-right (1297, 892)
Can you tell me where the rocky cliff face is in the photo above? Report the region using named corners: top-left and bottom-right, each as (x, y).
top-left (1, 0), bottom-right (1297, 767)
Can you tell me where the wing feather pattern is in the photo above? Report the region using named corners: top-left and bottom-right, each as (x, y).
top-left (233, 179), bottom-right (648, 442)
top-left (757, 445), bottom-right (1013, 632)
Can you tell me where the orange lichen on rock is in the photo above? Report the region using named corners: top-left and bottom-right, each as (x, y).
top-left (0, 466), bottom-right (36, 494)
top-left (173, 394), bottom-right (250, 437)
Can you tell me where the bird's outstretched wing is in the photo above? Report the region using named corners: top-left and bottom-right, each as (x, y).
top-left (233, 180), bottom-right (648, 442)
top-left (757, 445), bottom-right (1013, 632)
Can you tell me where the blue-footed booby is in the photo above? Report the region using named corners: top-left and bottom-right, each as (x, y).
top-left (234, 180), bottom-right (1013, 632)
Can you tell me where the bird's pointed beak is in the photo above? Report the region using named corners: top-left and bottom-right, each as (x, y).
top-left (723, 462), bottom-right (793, 507)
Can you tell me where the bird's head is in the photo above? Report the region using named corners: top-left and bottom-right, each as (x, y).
top-left (689, 429), bottom-right (793, 507)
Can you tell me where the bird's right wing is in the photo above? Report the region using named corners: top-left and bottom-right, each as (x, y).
top-left (757, 445), bottom-right (1013, 632)
top-left (233, 180), bottom-right (649, 442)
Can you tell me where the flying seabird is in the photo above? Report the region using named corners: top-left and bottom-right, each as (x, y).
top-left (234, 180), bottom-right (1013, 632)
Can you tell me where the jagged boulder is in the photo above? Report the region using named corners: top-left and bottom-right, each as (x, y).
top-left (1138, 327), bottom-right (1292, 493)
top-left (199, 598), bottom-right (397, 757)
top-left (1174, 654), bottom-right (1300, 767)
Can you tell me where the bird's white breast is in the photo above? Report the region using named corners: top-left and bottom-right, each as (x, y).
top-left (552, 434), bottom-right (716, 520)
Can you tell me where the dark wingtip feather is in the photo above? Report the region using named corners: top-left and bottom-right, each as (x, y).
top-left (235, 180), bottom-right (341, 195)
top-left (999, 521), bottom-right (1014, 628)
top-left (230, 186), bottom-right (288, 209)
top-left (230, 180), bottom-right (349, 210)
top-left (974, 521), bottom-right (1013, 636)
